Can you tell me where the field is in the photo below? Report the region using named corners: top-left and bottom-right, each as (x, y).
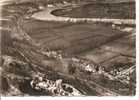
top-left (22, 19), bottom-right (132, 54)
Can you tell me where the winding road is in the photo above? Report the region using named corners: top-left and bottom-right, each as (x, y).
top-left (32, 5), bottom-right (135, 25)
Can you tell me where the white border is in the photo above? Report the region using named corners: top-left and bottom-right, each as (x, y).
top-left (135, 0), bottom-right (139, 99)
top-left (0, 96), bottom-right (138, 100)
